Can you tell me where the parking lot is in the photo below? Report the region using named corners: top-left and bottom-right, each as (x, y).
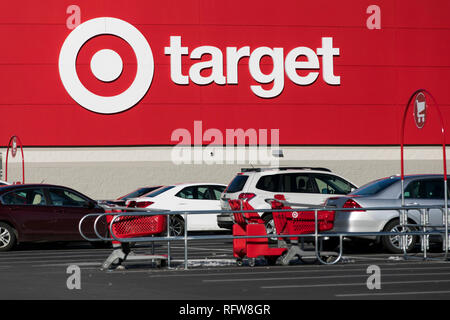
top-left (2, 237), bottom-right (450, 300)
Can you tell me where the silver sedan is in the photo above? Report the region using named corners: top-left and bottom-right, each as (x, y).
top-left (325, 174), bottom-right (448, 253)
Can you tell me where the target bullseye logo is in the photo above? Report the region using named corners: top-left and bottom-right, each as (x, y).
top-left (90, 49), bottom-right (124, 82)
top-left (58, 17), bottom-right (154, 114)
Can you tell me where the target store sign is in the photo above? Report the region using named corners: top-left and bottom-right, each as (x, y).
top-left (59, 17), bottom-right (340, 114)
top-left (2, 0), bottom-right (449, 147)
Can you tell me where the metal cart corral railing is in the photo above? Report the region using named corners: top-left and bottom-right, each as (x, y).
top-left (79, 202), bottom-right (450, 270)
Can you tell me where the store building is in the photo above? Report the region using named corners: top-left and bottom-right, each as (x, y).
top-left (1, 0), bottom-right (449, 199)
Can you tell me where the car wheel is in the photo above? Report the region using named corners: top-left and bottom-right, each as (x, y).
top-left (263, 214), bottom-right (277, 242)
top-left (0, 223), bottom-right (17, 252)
top-left (168, 215), bottom-right (185, 237)
top-left (381, 219), bottom-right (417, 254)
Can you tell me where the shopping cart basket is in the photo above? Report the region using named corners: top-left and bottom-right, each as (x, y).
top-left (271, 194), bottom-right (337, 265)
top-left (101, 211), bottom-right (168, 270)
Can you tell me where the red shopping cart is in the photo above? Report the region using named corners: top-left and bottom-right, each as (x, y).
top-left (230, 195), bottom-right (338, 266)
top-left (101, 208), bottom-right (169, 270)
top-left (230, 199), bottom-right (287, 266)
top-left (271, 194), bottom-right (337, 265)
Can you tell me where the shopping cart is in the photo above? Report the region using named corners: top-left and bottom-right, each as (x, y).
top-left (230, 195), bottom-right (338, 266)
top-left (270, 194), bottom-right (337, 265)
top-left (101, 211), bottom-right (169, 270)
top-left (230, 199), bottom-right (287, 266)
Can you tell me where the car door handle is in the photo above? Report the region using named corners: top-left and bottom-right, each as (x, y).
top-left (405, 202), bottom-right (419, 206)
top-left (54, 208), bottom-right (65, 213)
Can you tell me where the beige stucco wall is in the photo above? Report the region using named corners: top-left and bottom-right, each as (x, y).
top-left (1, 146), bottom-right (448, 200)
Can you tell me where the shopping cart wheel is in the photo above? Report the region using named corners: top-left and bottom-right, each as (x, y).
top-left (248, 258), bottom-right (256, 267)
top-left (280, 259), bottom-right (290, 266)
top-left (236, 258), bottom-right (244, 267)
top-left (280, 253), bottom-right (290, 266)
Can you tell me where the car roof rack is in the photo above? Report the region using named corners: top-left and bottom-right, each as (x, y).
top-left (240, 167), bottom-right (332, 173)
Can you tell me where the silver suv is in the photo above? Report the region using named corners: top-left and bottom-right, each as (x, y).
top-left (218, 167), bottom-right (358, 234)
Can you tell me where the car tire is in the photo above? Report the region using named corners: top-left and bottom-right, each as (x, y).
top-left (167, 215), bottom-right (185, 237)
top-left (0, 222), bottom-right (17, 252)
top-left (381, 219), bottom-right (417, 254)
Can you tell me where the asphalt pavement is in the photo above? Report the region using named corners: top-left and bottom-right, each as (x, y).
top-left (1, 237), bottom-right (450, 300)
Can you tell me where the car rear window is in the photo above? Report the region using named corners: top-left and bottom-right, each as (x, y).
top-left (351, 177), bottom-right (399, 196)
top-left (225, 175), bottom-right (249, 193)
top-left (119, 186), bottom-right (161, 200)
top-left (145, 186), bottom-right (175, 197)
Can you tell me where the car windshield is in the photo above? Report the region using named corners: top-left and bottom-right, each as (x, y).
top-left (119, 186), bottom-right (161, 200)
top-left (351, 177), bottom-right (400, 196)
top-left (144, 186), bottom-right (175, 197)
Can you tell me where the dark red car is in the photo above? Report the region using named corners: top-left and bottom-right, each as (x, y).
top-left (0, 184), bottom-right (106, 251)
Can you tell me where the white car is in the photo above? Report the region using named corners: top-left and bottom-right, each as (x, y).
top-left (126, 183), bottom-right (227, 235)
top-left (218, 167), bottom-right (358, 236)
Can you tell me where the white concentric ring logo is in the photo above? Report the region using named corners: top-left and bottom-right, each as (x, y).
top-left (58, 17), bottom-right (154, 114)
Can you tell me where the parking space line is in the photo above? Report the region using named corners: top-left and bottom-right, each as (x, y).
top-left (261, 279), bottom-right (450, 289)
top-left (33, 262), bottom-right (102, 267)
top-left (335, 290), bottom-right (450, 297)
top-left (144, 265), bottom-right (450, 278)
top-left (203, 272), bottom-right (450, 283)
top-left (0, 249), bottom-right (111, 256)
top-left (345, 255), bottom-right (449, 262)
top-left (0, 256), bottom-right (109, 264)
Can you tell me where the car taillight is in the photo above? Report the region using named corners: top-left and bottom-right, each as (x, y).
top-left (238, 193), bottom-right (256, 201)
top-left (127, 201), bottom-right (137, 208)
top-left (343, 199), bottom-right (364, 211)
top-left (135, 201), bottom-right (154, 208)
